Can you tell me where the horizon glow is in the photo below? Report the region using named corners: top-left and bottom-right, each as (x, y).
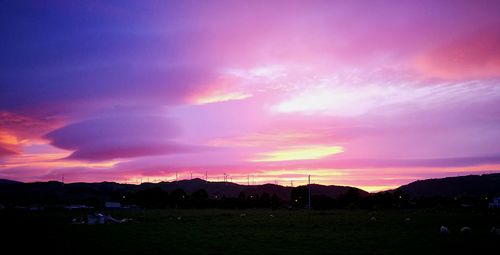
top-left (252, 146), bottom-right (344, 162)
top-left (1, 1), bottom-right (500, 192)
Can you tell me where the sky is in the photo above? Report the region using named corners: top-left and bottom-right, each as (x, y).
top-left (1, 0), bottom-right (500, 192)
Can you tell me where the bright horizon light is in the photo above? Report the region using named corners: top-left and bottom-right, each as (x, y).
top-left (252, 146), bottom-right (344, 162)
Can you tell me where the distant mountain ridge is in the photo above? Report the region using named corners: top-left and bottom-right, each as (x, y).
top-left (0, 179), bottom-right (21, 184)
top-left (2, 173), bottom-right (500, 206)
top-left (0, 178), bottom-right (367, 204)
top-left (398, 173), bottom-right (500, 197)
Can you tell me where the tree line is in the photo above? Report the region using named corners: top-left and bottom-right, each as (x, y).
top-left (1, 183), bottom-right (495, 210)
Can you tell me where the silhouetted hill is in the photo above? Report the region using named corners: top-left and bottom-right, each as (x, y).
top-left (0, 179), bottom-right (21, 184)
top-left (0, 178), bottom-right (367, 205)
top-left (398, 173), bottom-right (500, 197)
top-left (148, 179), bottom-right (368, 200)
top-left (3, 173), bottom-right (500, 206)
top-left (309, 184), bottom-right (368, 198)
top-left (0, 180), bottom-right (135, 205)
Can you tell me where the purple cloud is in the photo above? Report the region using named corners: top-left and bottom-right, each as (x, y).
top-left (45, 114), bottom-right (196, 161)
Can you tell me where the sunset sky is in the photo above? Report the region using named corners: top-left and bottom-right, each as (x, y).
top-left (1, 0), bottom-right (500, 191)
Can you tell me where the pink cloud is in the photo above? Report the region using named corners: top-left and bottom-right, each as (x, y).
top-left (0, 111), bottom-right (62, 140)
top-left (0, 146), bottom-right (17, 157)
top-left (415, 29), bottom-right (500, 80)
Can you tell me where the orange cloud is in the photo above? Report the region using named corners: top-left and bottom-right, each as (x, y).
top-left (0, 131), bottom-right (19, 145)
top-left (1, 147), bottom-right (118, 169)
top-left (0, 111), bottom-right (64, 158)
top-left (0, 131), bottom-right (22, 156)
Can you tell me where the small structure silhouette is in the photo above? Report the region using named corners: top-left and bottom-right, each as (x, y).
top-left (489, 197), bottom-right (500, 209)
top-left (440, 226), bottom-right (449, 235)
top-left (105, 202), bottom-right (121, 208)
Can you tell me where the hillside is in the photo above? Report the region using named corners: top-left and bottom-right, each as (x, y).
top-left (0, 179), bottom-right (21, 184)
top-left (0, 178), bottom-right (367, 205)
top-left (398, 173), bottom-right (500, 197)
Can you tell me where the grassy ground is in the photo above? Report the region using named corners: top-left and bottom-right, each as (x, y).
top-left (1, 209), bottom-right (499, 255)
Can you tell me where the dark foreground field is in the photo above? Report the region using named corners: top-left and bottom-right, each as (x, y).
top-left (2, 209), bottom-right (499, 255)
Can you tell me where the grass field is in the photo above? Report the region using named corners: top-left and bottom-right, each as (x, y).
top-left (2, 209), bottom-right (499, 255)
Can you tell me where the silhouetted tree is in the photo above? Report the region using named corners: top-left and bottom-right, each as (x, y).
top-left (259, 192), bottom-right (271, 207)
top-left (271, 194), bottom-right (282, 209)
top-left (291, 186), bottom-right (309, 208)
top-left (339, 187), bottom-right (360, 207)
top-left (247, 193), bottom-right (260, 207)
top-left (133, 187), bottom-right (168, 208)
top-left (393, 189), bottom-right (410, 208)
top-left (170, 188), bottom-right (187, 208)
top-left (191, 189), bottom-right (209, 208)
top-left (237, 192), bottom-right (246, 208)
top-left (312, 195), bottom-right (337, 210)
